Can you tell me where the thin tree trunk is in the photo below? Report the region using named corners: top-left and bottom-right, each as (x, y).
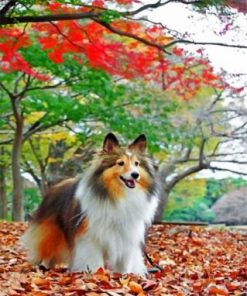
top-left (0, 147), bottom-right (8, 219)
top-left (154, 186), bottom-right (170, 223)
top-left (154, 160), bottom-right (208, 223)
top-left (153, 163), bottom-right (176, 223)
top-left (40, 171), bottom-right (48, 196)
top-left (11, 100), bottom-right (24, 221)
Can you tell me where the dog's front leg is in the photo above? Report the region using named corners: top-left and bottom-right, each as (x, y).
top-left (115, 246), bottom-right (147, 275)
top-left (70, 237), bottom-right (104, 272)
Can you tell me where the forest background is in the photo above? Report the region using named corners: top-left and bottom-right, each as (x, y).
top-left (0, 0), bottom-right (247, 222)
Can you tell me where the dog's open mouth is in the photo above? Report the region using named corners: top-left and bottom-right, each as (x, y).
top-left (120, 176), bottom-right (136, 189)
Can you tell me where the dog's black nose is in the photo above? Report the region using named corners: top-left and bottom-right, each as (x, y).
top-left (131, 172), bottom-right (139, 180)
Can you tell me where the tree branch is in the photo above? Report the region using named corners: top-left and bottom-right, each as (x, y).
top-left (92, 17), bottom-right (171, 54)
top-left (208, 166), bottom-right (247, 176)
top-left (0, 12), bottom-right (99, 25)
top-left (0, 0), bottom-right (17, 16)
top-left (22, 158), bottom-right (41, 189)
top-left (164, 162), bottom-right (208, 191)
top-left (28, 139), bottom-right (45, 171)
top-left (19, 81), bottom-right (64, 95)
top-left (1, 4), bottom-right (246, 51)
top-left (0, 81), bottom-right (15, 99)
top-left (164, 39), bottom-right (247, 50)
top-left (22, 119), bottom-right (69, 142)
top-left (128, 0), bottom-right (206, 16)
top-left (0, 138), bottom-right (13, 145)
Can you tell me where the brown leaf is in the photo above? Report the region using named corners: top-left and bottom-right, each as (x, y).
top-left (142, 280), bottom-right (157, 291)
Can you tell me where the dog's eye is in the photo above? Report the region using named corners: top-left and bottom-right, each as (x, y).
top-left (135, 161), bottom-right (139, 166)
top-left (117, 161), bottom-right (125, 166)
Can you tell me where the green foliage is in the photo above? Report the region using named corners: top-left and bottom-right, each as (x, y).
top-left (163, 177), bottom-right (247, 223)
top-left (24, 187), bottom-right (41, 215)
top-left (205, 178), bottom-right (247, 206)
top-left (19, 43), bottom-right (179, 149)
top-left (194, 0), bottom-right (225, 9)
top-left (165, 201), bottom-right (215, 222)
top-left (100, 10), bottom-right (122, 23)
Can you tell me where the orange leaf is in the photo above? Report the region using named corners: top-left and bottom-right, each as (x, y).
top-left (93, 267), bottom-right (109, 282)
top-left (27, 292), bottom-right (48, 296)
top-left (128, 281), bottom-right (143, 294)
top-left (32, 277), bottom-right (50, 287)
top-left (94, 267), bottom-right (105, 275)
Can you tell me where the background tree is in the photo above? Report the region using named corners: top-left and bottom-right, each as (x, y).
top-left (154, 86), bottom-right (247, 221)
top-left (0, 147), bottom-right (10, 219)
top-left (163, 177), bottom-right (247, 222)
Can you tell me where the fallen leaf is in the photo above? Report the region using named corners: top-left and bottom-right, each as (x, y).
top-left (128, 281), bottom-right (143, 294)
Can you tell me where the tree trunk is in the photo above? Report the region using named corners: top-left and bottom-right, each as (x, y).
top-left (154, 186), bottom-right (170, 223)
top-left (153, 163), bottom-right (176, 223)
top-left (153, 161), bottom-right (208, 223)
top-left (11, 106), bottom-right (24, 221)
top-left (40, 170), bottom-right (48, 196)
top-left (0, 148), bottom-right (8, 219)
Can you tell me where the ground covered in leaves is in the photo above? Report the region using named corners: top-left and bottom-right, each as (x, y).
top-left (0, 222), bottom-right (246, 296)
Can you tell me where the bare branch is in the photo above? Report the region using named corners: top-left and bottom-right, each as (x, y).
top-left (165, 162), bottom-right (208, 190)
top-left (164, 39), bottom-right (247, 50)
top-left (208, 166), bottom-right (247, 176)
top-left (22, 158), bottom-right (41, 188)
top-left (0, 138), bottom-right (13, 145)
top-left (173, 147), bottom-right (193, 163)
top-left (212, 159), bottom-right (247, 165)
top-left (210, 152), bottom-right (247, 157)
top-left (127, 0), bottom-right (171, 16)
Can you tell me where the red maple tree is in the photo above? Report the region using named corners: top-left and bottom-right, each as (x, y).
top-left (0, 1), bottom-right (239, 100)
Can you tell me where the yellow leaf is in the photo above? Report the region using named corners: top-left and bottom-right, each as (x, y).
top-left (25, 112), bottom-right (45, 124)
top-left (47, 157), bottom-right (59, 164)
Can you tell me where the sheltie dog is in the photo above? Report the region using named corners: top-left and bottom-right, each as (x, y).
top-left (22, 133), bottom-right (159, 274)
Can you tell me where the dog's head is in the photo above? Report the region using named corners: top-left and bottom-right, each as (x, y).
top-left (90, 133), bottom-right (157, 200)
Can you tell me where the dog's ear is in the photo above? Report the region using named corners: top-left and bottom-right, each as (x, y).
top-left (129, 134), bottom-right (147, 154)
top-left (103, 133), bottom-right (120, 153)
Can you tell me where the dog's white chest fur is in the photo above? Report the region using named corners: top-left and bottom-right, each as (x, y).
top-left (71, 178), bottom-right (158, 274)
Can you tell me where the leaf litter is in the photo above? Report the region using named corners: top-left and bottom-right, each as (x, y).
top-left (0, 221), bottom-right (246, 295)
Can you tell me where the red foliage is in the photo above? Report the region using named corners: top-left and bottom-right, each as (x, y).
top-left (92, 0), bottom-right (105, 7)
top-left (0, 2), bottom-right (243, 98)
top-left (0, 28), bottom-right (49, 80)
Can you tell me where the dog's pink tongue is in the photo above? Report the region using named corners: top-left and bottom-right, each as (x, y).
top-left (126, 179), bottom-right (135, 187)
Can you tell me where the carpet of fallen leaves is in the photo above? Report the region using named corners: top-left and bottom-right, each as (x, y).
top-left (0, 222), bottom-right (246, 296)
